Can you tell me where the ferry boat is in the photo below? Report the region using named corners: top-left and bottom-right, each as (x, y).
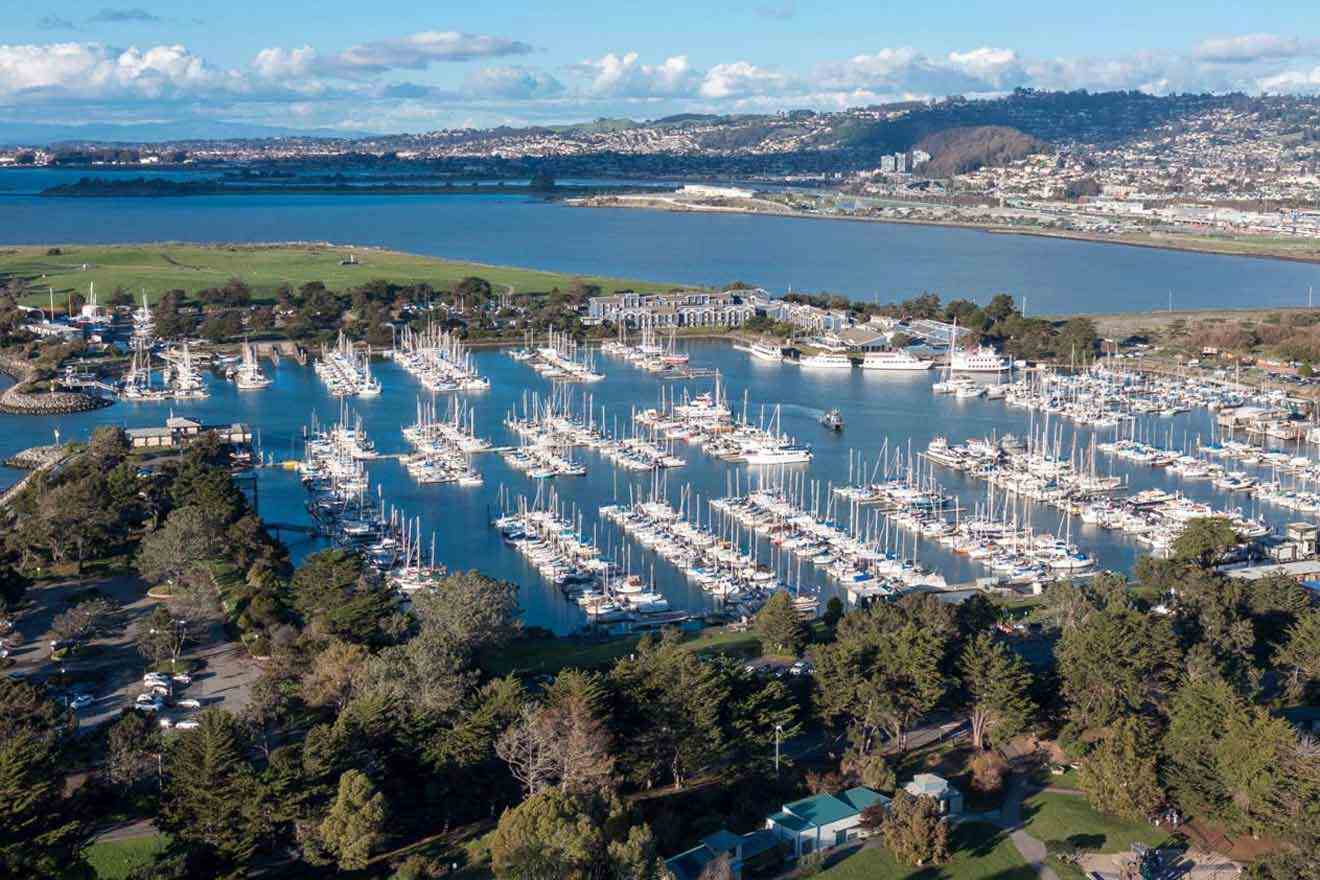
top-left (860, 350), bottom-right (933, 371)
top-left (737, 340), bottom-right (784, 362)
top-left (951, 345), bottom-right (1011, 373)
top-left (797, 352), bottom-right (853, 370)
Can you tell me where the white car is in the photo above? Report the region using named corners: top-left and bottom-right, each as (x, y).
top-left (158, 718), bottom-right (174, 729)
top-left (69, 695), bottom-right (94, 710)
top-left (174, 720), bottom-right (200, 730)
top-left (175, 698), bottom-right (202, 709)
top-left (172, 673), bottom-right (192, 685)
top-left (143, 674), bottom-right (170, 686)
top-left (134, 700), bottom-right (163, 713)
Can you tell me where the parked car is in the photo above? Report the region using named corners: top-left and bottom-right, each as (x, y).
top-left (172, 673), bottom-right (192, 685)
top-left (159, 718), bottom-right (173, 729)
top-left (175, 698), bottom-right (202, 709)
top-left (134, 699), bottom-right (163, 713)
top-left (174, 720), bottom-right (200, 730)
top-left (69, 695), bottom-right (94, 710)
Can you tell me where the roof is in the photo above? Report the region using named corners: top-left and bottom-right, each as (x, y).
top-left (768, 810), bottom-right (811, 833)
top-left (664, 846), bottom-right (714, 880)
top-left (906, 774), bottom-right (952, 797)
top-left (839, 787), bottom-right (889, 813)
top-left (739, 830), bottom-right (781, 860)
top-left (782, 792), bottom-right (861, 828)
top-left (700, 830), bottom-right (743, 855)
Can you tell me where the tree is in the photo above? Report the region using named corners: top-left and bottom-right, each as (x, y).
top-left (1171, 517), bottom-right (1240, 568)
top-left (1056, 602), bottom-right (1178, 732)
top-left (0, 562), bottom-right (30, 611)
top-left (317, 769), bottom-right (387, 870)
top-left (301, 640), bottom-right (369, 712)
top-left (51, 597), bottom-right (117, 645)
top-left (136, 505), bottom-right (227, 587)
top-left (822, 596), bottom-right (845, 629)
top-left (158, 710), bottom-right (268, 866)
top-left (1077, 716), bottom-right (1164, 822)
top-left (755, 592), bottom-right (806, 656)
top-left (960, 634), bottom-right (1035, 751)
top-left (881, 791), bottom-right (950, 867)
top-left (489, 789), bottom-right (654, 880)
top-left (133, 605), bottom-right (190, 670)
top-left (0, 680), bottom-right (88, 878)
top-left (1162, 672), bottom-right (1242, 823)
top-left (106, 712), bottom-right (162, 787)
top-left (1276, 610), bottom-right (1320, 703)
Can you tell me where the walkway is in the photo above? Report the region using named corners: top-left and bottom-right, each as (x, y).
top-left (995, 774), bottom-right (1058, 880)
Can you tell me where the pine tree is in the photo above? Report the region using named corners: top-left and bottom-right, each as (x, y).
top-left (755, 591), bottom-right (806, 656)
top-left (959, 633), bottom-right (1036, 751)
top-left (1162, 673), bottom-right (1242, 823)
top-left (1077, 716), bottom-right (1164, 822)
top-left (881, 791), bottom-right (950, 866)
top-left (318, 769), bottom-right (387, 870)
top-left (1276, 610), bottom-right (1320, 703)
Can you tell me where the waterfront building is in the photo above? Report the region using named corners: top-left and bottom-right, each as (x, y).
top-left (587, 290), bottom-right (757, 328)
top-left (125, 416), bottom-right (252, 449)
top-left (765, 787), bottom-right (889, 857)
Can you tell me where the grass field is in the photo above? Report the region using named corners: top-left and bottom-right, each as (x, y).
top-left (84, 834), bottom-right (170, 879)
top-left (481, 627), bottom-right (763, 677)
top-left (1022, 792), bottom-right (1171, 854)
top-left (0, 243), bottom-right (679, 307)
top-left (818, 822), bottom-right (1036, 880)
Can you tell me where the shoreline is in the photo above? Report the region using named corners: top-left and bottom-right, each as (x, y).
top-left (570, 198), bottom-right (1320, 267)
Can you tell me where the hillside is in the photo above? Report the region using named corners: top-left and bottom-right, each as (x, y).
top-left (915, 126), bottom-right (1045, 176)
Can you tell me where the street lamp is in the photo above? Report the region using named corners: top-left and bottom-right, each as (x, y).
top-left (774, 723), bottom-right (784, 774)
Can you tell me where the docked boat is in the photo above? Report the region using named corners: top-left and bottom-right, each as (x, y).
top-left (860, 350), bottom-right (934, 371)
top-left (737, 340), bottom-right (784, 362)
top-left (951, 345), bottom-right (1011, 373)
top-left (797, 352), bottom-right (853, 370)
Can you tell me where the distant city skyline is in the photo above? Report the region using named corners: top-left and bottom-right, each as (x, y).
top-left (5, 1), bottom-right (1320, 136)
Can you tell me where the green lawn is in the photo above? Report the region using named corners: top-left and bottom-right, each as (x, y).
top-left (1021, 792), bottom-right (1171, 854)
top-left (0, 243), bottom-right (679, 307)
top-left (819, 822), bottom-right (1036, 880)
top-left (84, 834), bottom-right (169, 879)
top-left (482, 627), bottom-right (763, 677)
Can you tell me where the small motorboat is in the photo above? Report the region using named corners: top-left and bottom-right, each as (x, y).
top-left (820, 408), bottom-right (844, 431)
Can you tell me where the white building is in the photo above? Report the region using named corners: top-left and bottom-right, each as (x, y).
top-left (765, 787), bottom-right (889, 858)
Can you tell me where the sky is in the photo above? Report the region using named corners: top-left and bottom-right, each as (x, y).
top-left (5, 0), bottom-right (1320, 136)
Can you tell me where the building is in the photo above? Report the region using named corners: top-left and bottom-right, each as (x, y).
top-left (663, 829), bottom-right (782, 880)
top-left (904, 774), bottom-right (963, 816)
top-left (765, 786), bottom-right (889, 857)
top-left (126, 417), bottom-right (252, 449)
top-left (586, 290), bottom-right (757, 328)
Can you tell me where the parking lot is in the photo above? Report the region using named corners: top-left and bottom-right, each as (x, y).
top-left (5, 575), bottom-right (260, 731)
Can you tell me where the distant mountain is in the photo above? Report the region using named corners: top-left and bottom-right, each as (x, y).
top-left (0, 120), bottom-right (380, 146)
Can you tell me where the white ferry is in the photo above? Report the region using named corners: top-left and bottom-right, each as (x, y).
top-left (860, 350), bottom-right (933, 371)
top-left (951, 345), bottom-right (1011, 373)
top-left (736, 340), bottom-right (784, 362)
top-left (797, 352), bottom-right (853, 370)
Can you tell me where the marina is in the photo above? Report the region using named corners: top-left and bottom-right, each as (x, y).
top-left (8, 338), bottom-right (1320, 634)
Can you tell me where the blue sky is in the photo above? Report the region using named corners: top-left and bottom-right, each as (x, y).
top-left (5, 1), bottom-right (1320, 135)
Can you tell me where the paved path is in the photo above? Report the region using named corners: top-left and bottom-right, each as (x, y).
top-left (996, 774), bottom-right (1059, 880)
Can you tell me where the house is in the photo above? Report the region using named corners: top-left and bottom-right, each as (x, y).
top-left (904, 774), bottom-right (963, 816)
top-left (663, 828), bottom-right (782, 880)
top-left (764, 786), bottom-right (889, 857)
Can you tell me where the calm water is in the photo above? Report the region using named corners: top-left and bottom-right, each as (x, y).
top-left (2, 168), bottom-right (1320, 313)
top-left (0, 342), bottom-right (1303, 632)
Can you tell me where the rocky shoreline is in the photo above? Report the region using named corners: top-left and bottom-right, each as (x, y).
top-left (0, 354), bottom-right (113, 416)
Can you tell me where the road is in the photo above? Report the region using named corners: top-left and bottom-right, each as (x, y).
top-left (7, 574), bottom-right (260, 731)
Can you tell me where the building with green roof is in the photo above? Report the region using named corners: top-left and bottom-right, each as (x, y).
top-left (764, 786), bottom-right (890, 858)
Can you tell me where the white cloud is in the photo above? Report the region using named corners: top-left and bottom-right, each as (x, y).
top-left (253, 31), bottom-right (533, 81)
top-left (0, 42), bottom-right (237, 101)
top-left (573, 53), bottom-right (699, 98)
top-left (1193, 34), bottom-right (1311, 64)
top-left (1258, 66), bottom-right (1320, 93)
top-left (698, 61), bottom-right (789, 99)
top-left (463, 66), bottom-right (564, 100)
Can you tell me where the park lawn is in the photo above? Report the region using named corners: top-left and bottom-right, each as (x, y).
top-left (482, 627), bottom-right (763, 677)
top-left (819, 821), bottom-right (1036, 880)
top-left (0, 242), bottom-right (679, 307)
top-left (84, 834), bottom-right (170, 879)
top-left (1022, 792), bottom-right (1171, 854)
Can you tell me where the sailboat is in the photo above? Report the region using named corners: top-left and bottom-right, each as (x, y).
top-left (234, 339), bottom-right (272, 390)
